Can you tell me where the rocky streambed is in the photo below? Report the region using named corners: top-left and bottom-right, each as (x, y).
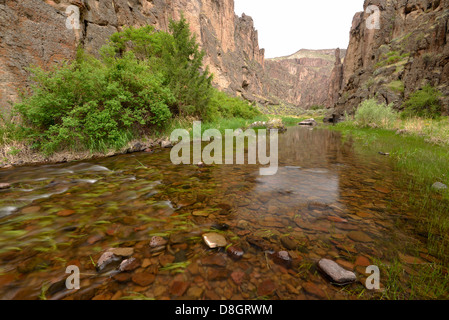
top-left (0, 126), bottom-right (445, 300)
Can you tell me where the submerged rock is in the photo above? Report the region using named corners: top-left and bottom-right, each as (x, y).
top-left (97, 252), bottom-right (120, 272)
top-left (280, 236), bottom-right (297, 250)
top-left (201, 254), bottom-right (227, 267)
top-left (246, 236), bottom-right (273, 251)
top-left (226, 246), bottom-right (244, 261)
top-left (271, 251), bottom-right (293, 268)
top-left (347, 231), bottom-right (373, 243)
top-left (202, 233), bottom-right (227, 249)
top-left (0, 183), bottom-right (11, 189)
top-left (211, 223), bottom-right (230, 231)
top-left (231, 270), bottom-right (245, 285)
top-left (150, 236), bottom-right (168, 248)
top-left (119, 258), bottom-right (140, 272)
top-left (108, 247), bottom-right (134, 257)
top-left (57, 209), bottom-right (75, 217)
top-left (257, 279), bottom-right (277, 296)
top-left (217, 203), bottom-right (232, 215)
top-left (132, 273), bottom-right (155, 287)
top-left (432, 182), bottom-right (448, 191)
top-left (170, 281), bottom-right (190, 297)
top-left (302, 281), bottom-right (326, 299)
top-left (318, 259), bottom-right (357, 285)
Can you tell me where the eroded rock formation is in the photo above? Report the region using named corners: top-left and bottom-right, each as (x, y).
top-left (328, 0), bottom-right (449, 119)
top-left (0, 0), bottom-right (265, 111)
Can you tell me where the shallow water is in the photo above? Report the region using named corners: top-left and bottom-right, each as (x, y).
top-left (0, 127), bottom-right (443, 300)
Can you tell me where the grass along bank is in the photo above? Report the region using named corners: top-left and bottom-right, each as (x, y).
top-left (0, 113), bottom-right (302, 168)
top-left (330, 99), bottom-right (449, 299)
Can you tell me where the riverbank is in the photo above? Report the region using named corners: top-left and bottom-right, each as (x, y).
top-left (330, 119), bottom-right (449, 299)
top-left (331, 119), bottom-right (449, 196)
top-left (0, 114), bottom-right (305, 169)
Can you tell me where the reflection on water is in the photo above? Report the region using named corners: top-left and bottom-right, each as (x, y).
top-left (0, 127), bottom-right (444, 300)
top-left (255, 167), bottom-right (339, 205)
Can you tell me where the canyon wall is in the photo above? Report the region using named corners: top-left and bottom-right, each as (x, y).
top-left (0, 0), bottom-right (265, 111)
top-left (328, 0), bottom-right (449, 120)
top-left (262, 49), bottom-right (347, 111)
top-left (0, 0), bottom-right (346, 114)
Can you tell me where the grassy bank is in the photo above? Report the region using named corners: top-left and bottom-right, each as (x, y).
top-left (0, 114), bottom-right (302, 167)
top-left (331, 119), bottom-right (449, 299)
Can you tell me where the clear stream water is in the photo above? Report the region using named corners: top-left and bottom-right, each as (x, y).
top-left (0, 126), bottom-right (444, 300)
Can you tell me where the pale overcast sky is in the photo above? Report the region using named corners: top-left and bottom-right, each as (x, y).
top-left (234, 0), bottom-right (365, 58)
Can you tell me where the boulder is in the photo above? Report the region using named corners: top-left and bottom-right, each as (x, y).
top-left (108, 247), bottom-right (134, 257)
top-left (161, 140), bottom-right (173, 148)
top-left (202, 233), bottom-right (227, 249)
top-left (318, 259), bottom-right (356, 285)
top-left (150, 236), bottom-right (168, 248)
top-left (298, 118), bottom-right (318, 126)
top-left (0, 183), bottom-right (11, 189)
top-left (97, 252), bottom-right (120, 272)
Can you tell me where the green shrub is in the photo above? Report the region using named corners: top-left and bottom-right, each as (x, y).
top-left (104, 15), bottom-right (213, 119)
top-left (375, 51), bottom-right (410, 69)
top-left (354, 98), bottom-right (398, 128)
top-left (207, 89), bottom-right (260, 122)
top-left (402, 84), bottom-right (442, 119)
top-left (388, 80), bottom-right (405, 93)
top-left (15, 51), bottom-right (175, 154)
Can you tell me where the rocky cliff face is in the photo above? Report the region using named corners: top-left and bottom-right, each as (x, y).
top-left (329, 0), bottom-right (449, 119)
top-left (0, 0), bottom-right (265, 111)
top-left (261, 49), bottom-right (346, 110)
top-left (326, 48), bottom-right (345, 109)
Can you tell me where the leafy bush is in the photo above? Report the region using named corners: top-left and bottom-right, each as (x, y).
top-left (354, 98), bottom-right (398, 128)
top-left (104, 15), bottom-right (213, 119)
top-left (207, 90), bottom-right (260, 122)
top-left (15, 50), bottom-right (175, 154)
top-left (402, 84), bottom-right (442, 119)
